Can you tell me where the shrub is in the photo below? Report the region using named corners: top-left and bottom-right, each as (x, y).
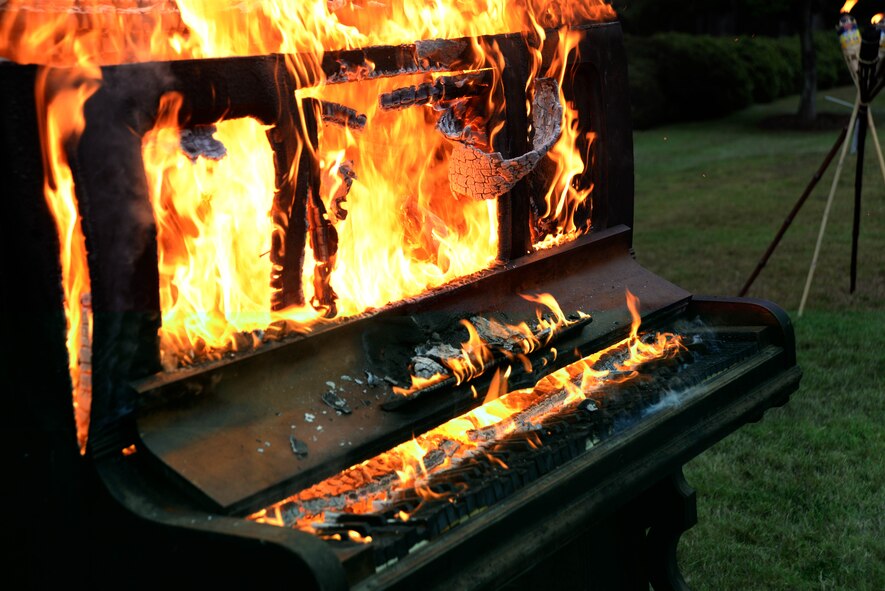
top-left (645, 33), bottom-right (754, 122)
top-left (626, 31), bottom-right (855, 128)
top-left (814, 31), bottom-right (853, 89)
top-left (772, 35), bottom-right (803, 94)
top-left (625, 39), bottom-right (668, 129)
top-left (735, 36), bottom-right (795, 103)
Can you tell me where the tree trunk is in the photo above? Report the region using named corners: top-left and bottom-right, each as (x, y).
top-left (797, 0), bottom-right (817, 122)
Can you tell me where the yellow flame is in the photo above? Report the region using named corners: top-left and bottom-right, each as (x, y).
top-left (36, 65), bottom-right (102, 454)
top-left (842, 1), bottom-right (859, 14)
top-left (4, 0), bottom-right (617, 449)
top-left (533, 29), bottom-right (596, 250)
top-left (347, 530), bottom-right (373, 544)
top-left (0, 1), bottom-right (616, 66)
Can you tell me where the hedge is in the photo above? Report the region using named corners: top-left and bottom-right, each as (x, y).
top-left (626, 31), bottom-right (853, 129)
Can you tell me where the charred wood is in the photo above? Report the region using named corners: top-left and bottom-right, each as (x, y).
top-left (323, 45), bottom-right (424, 83)
top-left (267, 119), bottom-right (307, 311)
top-left (330, 160), bottom-right (356, 222)
top-left (386, 312), bottom-right (592, 409)
top-left (304, 98), bottom-right (340, 318)
top-left (277, 440), bottom-right (460, 527)
top-left (262, 319), bottom-right (311, 342)
top-left (379, 71), bottom-right (491, 111)
top-left (411, 356), bottom-right (448, 380)
top-left (321, 101), bottom-right (367, 131)
top-left (289, 435), bottom-right (309, 458)
top-left (166, 55), bottom-right (286, 126)
top-left (321, 39), bottom-right (478, 83)
top-left (322, 390), bottom-right (352, 415)
top-left (307, 198), bottom-right (339, 317)
top-left (65, 64), bottom-right (166, 428)
top-left (435, 99), bottom-right (490, 148)
top-left (415, 38), bottom-right (472, 70)
top-left (495, 37), bottom-right (532, 261)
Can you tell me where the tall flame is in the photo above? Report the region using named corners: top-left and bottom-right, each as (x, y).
top-left (35, 66), bottom-right (102, 453)
top-left (842, 1), bottom-right (859, 14)
top-left (313, 74), bottom-right (499, 317)
top-left (534, 29), bottom-right (596, 249)
top-left (2, 0), bottom-right (617, 445)
top-left (142, 95), bottom-right (309, 363)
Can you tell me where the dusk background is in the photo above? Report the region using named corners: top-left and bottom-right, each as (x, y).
top-left (612, 0), bottom-right (885, 588)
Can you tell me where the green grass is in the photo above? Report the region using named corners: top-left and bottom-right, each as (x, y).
top-left (631, 88), bottom-right (885, 590)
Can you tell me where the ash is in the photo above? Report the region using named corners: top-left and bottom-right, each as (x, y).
top-left (180, 125), bottom-right (227, 162)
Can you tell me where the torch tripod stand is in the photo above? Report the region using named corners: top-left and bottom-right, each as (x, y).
top-left (740, 29), bottom-right (885, 316)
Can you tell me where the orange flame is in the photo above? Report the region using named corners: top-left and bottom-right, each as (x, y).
top-left (394, 294), bottom-right (583, 397)
top-left (312, 75), bottom-right (500, 318)
top-left (533, 29), bottom-right (596, 250)
top-left (36, 66), bottom-right (102, 453)
top-left (142, 93), bottom-right (323, 365)
top-left (842, 1), bottom-right (859, 14)
top-left (0, 1), bottom-right (616, 66)
top-left (4, 1), bottom-right (617, 449)
top-left (347, 530), bottom-right (373, 544)
top-left (625, 288), bottom-right (642, 340)
top-left (873, 13), bottom-right (884, 24)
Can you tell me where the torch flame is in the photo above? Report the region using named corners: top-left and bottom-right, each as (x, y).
top-left (842, 1), bottom-right (859, 14)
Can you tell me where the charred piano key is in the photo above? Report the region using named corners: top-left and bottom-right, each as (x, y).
top-left (236, 309), bottom-right (790, 579)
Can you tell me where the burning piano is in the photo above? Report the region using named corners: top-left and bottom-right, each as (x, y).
top-left (1, 1), bottom-right (800, 588)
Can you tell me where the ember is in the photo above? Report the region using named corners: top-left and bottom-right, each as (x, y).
top-left (251, 291), bottom-right (685, 535)
top-left (390, 293), bottom-right (589, 401)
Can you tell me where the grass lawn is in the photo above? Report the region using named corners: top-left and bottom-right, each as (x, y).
top-left (631, 87), bottom-right (885, 590)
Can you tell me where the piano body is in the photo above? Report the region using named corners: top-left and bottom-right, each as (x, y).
top-left (1, 7), bottom-right (800, 589)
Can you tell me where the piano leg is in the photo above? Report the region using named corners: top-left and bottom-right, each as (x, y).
top-left (645, 469), bottom-right (698, 591)
top-left (495, 468), bottom-right (698, 590)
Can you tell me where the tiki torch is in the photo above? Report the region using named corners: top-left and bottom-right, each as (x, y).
top-left (838, 11), bottom-right (862, 79)
top-left (796, 4), bottom-right (885, 313)
top-left (874, 13), bottom-right (885, 74)
top-left (848, 27), bottom-right (880, 293)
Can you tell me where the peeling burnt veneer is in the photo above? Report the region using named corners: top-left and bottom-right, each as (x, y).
top-left (447, 77), bottom-right (563, 200)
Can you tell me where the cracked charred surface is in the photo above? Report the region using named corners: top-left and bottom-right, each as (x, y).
top-left (448, 77), bottom-right (562, 200)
